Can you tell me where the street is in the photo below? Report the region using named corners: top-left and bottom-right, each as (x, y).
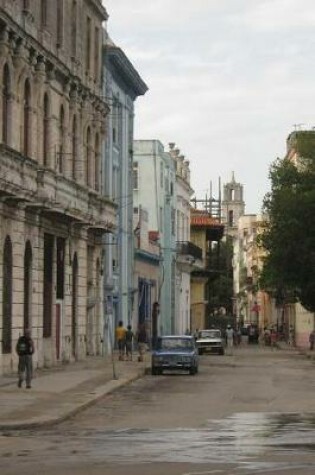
top-left (1, 346), bottom-right (315, 475)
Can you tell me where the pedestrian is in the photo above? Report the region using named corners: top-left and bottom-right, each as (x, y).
top-left (137, 323), bottom-right (147, 362)
top-left (185, 328), bottom-right (191, 335)
top-left (309, 330), bottom-right (315, 351)
top-left (125, 324), bottom-right (134, 361)
top-left (226, 325), bottom-right (234, 355)
top-left (194, 328), bottom-right (199, 341)
top-left (16, 328), bottom-right (35, 389)
top-left (115, 320), bottom-right (126, 360)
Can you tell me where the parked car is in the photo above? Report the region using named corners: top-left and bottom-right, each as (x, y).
top-left (151, 335), bottom-right (199, 375)
top-left (196, 329), bottom-right (225, 355)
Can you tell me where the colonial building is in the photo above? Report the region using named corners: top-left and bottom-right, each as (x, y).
top-left (169, 143), bottom-right (200, 334)
top-left (233, 214), bottom-right (275, 330)
top-left (0, 0), bottom-right (115, 374)
top-left (221, 172), bottom-right (245, 237)
top-left (133, 206), bottom-right (160, 345)
top-left (133, 140), bottom-right (177, 335)
top-left (102, 36), bottom-right (147, 353)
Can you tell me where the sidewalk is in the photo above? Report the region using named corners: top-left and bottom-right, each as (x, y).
top-left (0, 353), bottom-right (150, 430)
top-left (276, 340), bottom-right (315, 360)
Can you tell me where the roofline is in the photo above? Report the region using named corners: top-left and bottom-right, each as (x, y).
top-left (104, 45), bottom-right (148, 97)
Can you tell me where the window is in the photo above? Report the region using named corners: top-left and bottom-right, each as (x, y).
top-left (23, 79), bottom-right (31, 156)
top-left (86, 127), bottom-right (91, 186)
top-left (95, 133), bottom-right (100, 191)
top-left (2, 64), bottom-right (10, 145)
top-left (94, 27), bottom-right (99, 81)
top-left (133, 161), bottom-right (139, 190)
top-left (160, 162), bottom-right (164, 188)
top-left (86, 17), bottom-right (91, 72)
top-left (72, 115), bottom-right (77, 179)
top-left (58, 106), bottom-right (65, 173)
top-left (57, 0), bottom-right (64, 47)
top-left (41, 0), bottom-right (47, 28)
top-left (171, 208), bottom-right (176, 236)
top-left (159, 206), bottom-right (163, 231)
top-left (71, 1), bottom-right (77, 57)
top-left (43, 93), bottom-right (49, 166)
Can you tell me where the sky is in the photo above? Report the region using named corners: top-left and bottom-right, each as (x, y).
top-left (104, 0), bottom-right (315, 213)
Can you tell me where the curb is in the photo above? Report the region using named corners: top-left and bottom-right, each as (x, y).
top-left (0, 366), bottom-right (148, 431)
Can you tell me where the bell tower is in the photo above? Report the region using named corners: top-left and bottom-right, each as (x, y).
top-left (221, 172), bottom-right (245, 236)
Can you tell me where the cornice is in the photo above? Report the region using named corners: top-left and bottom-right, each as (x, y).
top-left (104, 45), bottom-right (148, 98)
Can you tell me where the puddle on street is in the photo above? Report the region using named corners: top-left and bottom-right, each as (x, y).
top-left (2, 412), bottom-right (315, 471)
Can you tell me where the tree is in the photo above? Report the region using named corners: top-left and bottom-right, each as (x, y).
top-left (260, 134), bottom-right (315, 312)
top-left (207, 236), bottom-right (234, 318)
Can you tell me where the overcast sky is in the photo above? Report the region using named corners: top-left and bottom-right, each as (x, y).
top-left (104, 0), bottom-right (315, 213)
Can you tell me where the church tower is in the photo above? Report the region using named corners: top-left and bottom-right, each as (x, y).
top-left (221, 172), bottom-right (245, 236)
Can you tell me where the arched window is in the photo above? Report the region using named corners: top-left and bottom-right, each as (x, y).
top-left (23, 79), bottom-right (31, 156)
top-left (72, 115), bottom-right (77, 180)
top-left (95, 133), bottom-right (100, 191)
top-left (2, 64), bottom-right (11, 145)
top-left (2, 236), bottom-right (13, 354)
top-left (24, 241), bottom-right (32, 332)
top-left (43, 93), bottom-right (49, 166)
top-left (86, 127), bottom-right (91, 186)
top-left (58, 105), bottom-right (65, 173)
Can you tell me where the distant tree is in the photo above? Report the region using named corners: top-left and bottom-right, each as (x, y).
top-left (260, 134), bottom-right (315, 312)
top-left (207, 236), bottom-right (234, 318)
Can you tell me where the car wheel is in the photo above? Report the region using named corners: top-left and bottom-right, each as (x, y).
top-left (189, 367), bottom-right (196, 375)
top-left (198, 349), bottom-right (203, 356)
top-left (219, 349), bottom-right (225, 355)
top-left (152, 367), bottom-right (158, 375)
top-left (194, 365), bottom-right (199, 374)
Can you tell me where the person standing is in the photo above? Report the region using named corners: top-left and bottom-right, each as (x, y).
top-left (125, 325), bottom-right (134, 361)
top-left (226, 325), bottom-right (234, 355)
top-left (16, 329), bottom-right (35, 389)
top-left (115, 320), bottom-right (127, 360)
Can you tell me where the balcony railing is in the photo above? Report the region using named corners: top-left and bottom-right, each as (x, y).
top-left (176, 241), bottom-right (202, 261)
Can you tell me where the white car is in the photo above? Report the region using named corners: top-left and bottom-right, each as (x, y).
top-left (196, 329), bottom-right (225, 355)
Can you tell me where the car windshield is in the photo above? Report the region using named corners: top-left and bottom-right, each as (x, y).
top-left (158, 338), bottom-right (194, 351)
top-left (199, 330), bottom-right (221, 339)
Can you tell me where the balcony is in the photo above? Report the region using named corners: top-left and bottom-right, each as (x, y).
top-left (0, 143), bottom-right (116, 233)
top-left (176, 241), bottom-right (203, 261)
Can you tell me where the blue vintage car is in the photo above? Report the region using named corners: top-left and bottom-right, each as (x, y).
top-left (151, 335), bottom-right (199, 375)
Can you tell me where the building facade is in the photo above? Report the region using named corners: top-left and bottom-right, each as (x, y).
top-left (221, 172), bottom-right (245, 237)
top-left (102, 36), bottom-right (147, 353)
top-left (169, 143), bottom-right (197, 334)
top-left (133, 140), bottom-right (177, 336)
top-left (0, 0), bottom-right (115, 374)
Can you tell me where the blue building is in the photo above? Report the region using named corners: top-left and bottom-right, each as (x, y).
top-left (102, 36), bottom-right (148, 353)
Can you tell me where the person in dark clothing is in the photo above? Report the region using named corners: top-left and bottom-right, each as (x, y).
top-left (16, 329), bottom-right (35, 389)
top-left (125, 325), bottom-right (134, 361)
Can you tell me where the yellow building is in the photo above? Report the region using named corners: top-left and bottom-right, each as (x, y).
top-left (190, 209), bottom-right (224, 331)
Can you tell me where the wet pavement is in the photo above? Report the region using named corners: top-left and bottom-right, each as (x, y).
top-left (1, 347), bottom-right (315, 475)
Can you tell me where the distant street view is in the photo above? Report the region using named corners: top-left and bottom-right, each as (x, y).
top-left (1, 2), bottom-right (315, 475)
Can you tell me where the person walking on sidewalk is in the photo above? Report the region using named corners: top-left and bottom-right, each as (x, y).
top-left (125, 325), bottom-right (134, 361)
top-left (16, 329), bottom-right (35, 389)
top-left (115, 320), bottom-right (126, 360)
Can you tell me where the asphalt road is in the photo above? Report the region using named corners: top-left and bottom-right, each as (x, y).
top-left (1, 346), bottom-right (315, 475)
